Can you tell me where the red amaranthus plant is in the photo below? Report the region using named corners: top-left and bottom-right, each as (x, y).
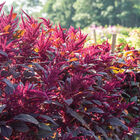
top-left (0, 3), bottom-right (140, 140)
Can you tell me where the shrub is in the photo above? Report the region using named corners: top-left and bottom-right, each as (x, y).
top-left (0, 3), bottom-right (139, 140)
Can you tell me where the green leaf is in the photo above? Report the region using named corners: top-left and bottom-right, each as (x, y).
top-left (14, 114), bottom-right (39, 125)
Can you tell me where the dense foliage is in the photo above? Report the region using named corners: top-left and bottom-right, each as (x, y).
top-left (3, 0), bottom-right (140, 28)
top-left (41, 0), bottom-right (140, 28)
top-left (0, 3), bottom-right (140, 140)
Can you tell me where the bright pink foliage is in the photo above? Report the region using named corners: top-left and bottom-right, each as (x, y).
top-left (0, 3), bottom-right (139, 140)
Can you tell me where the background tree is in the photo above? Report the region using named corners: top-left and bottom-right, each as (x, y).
top-left (42, 0), bottom-right (75, 28)
top-left (114, 0), bottom-right (140, 27)
top-left (72, 0), bottom-right (140, 28)
top-left (3, 0), bottom-right (140, 28)
top-left (72, 0), bottom-right (98, 28)
top-left (27, 0), bottom-right (40, 6)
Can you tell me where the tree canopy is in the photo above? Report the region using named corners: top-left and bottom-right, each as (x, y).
top-left (4, 0), bottom-right (140, 28)
top-left (41, 0), bottom-right (140, 28)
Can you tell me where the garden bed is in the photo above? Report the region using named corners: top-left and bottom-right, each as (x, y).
top-left (0, 3), bottom-right (140, 140)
